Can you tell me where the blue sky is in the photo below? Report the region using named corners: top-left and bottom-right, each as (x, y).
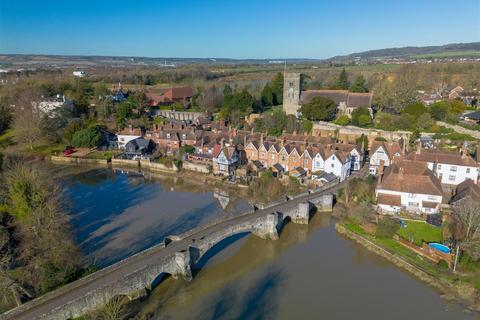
top-left (0, 0), bottom-right (479, 59)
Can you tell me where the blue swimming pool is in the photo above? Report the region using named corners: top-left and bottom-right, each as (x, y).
top-left (428, 243), bottom-right (451, 254)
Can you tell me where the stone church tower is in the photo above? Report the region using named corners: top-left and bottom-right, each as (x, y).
top-left (283, 72), bottom-right (301, 115)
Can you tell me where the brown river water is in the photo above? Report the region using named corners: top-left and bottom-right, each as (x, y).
top-left (60, 167), bottom-right (475, 320)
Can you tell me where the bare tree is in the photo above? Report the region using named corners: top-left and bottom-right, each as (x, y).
top-left (11, 89), bottom-right (44, 150)
top-left (451, 198), bottom-right (480, 272)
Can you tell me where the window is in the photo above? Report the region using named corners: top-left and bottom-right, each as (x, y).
top-left (467, 168), bottom-right (471, 174)
top-left (450, 166), bottom-right (457, 172)
top-left (331, 163), bottom-right (334, 168)
top-left (449, 175), bottom-right (456, 181)
top-left (167, 133), bottom-right (171, 139)
top-left (437, 164), bottom-right (442, 170)
top-left (316, 161), bottom-right (321, 167)
top-left (271, 154), bottom-right (275, 160)
top-left (408, 202), bottom-right (419, 207)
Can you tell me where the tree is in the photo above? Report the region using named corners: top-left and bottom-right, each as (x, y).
top-left (12, 108), bottom-right (43, 150)
top-left (270, 72), bottom-right (284, 105)
top-left (451, 198), bottom-right (480, 272)
top-left (261, 84), bottom-right (274, 107)
top-left (430, 101), bottom-right (449, 121)
top-left (299, 96), bottom-right (337, 121)
top-left (374, 112), bottom-right (393, 130)
top-left (334, 115), bottom-right (350, 126)
top-left (115, 102), bottom-right (132, 128)
top-left (351, 107), bottom-right (371, 127)
top-left (350, 75), bottom-right (368, 93)
top-left (337, 68), bottom-right (350, 90)
top-left (71, 127), bottom-right (104, 148)
top-left (402, 102), bottom-right (428, 118)
top-left (0, 105), bottom-right (11, 135)
top-left (417, 113), bottom-right (433, 130)
top-left (3, 163), bottom-right (80, 297)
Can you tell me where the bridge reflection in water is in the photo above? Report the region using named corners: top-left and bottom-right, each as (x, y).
top-left (139, 213), bottom-right (331, 319)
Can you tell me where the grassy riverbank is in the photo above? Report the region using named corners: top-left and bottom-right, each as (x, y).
top-left (339, 221), bottom-right (480, 310)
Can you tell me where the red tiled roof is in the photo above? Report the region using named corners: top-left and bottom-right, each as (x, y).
top-left (406, 149), bottom-right (477, 167)
top-left (377, 193), bottom-right (401, 206)
top-left (164, 87), bottom-right (194, 100)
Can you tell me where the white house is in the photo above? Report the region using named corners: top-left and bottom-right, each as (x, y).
top-left (369, 141), bottom-right (404, 175)
top-left (116, 126), bottom-right (143, 149)
top-left (312, 148), bottom-right (351, 182)
top-left (73, 71), bottom-right (87, 78)
top-left (333, 143), bottom-right (363, 171)
top-left (406, 147), bottom-right (478, 186)
top-left (376, 160), bottom-right (443, 215)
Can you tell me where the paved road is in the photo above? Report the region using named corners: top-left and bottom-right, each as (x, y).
top-left (3, 179), bottom-right (347, 320)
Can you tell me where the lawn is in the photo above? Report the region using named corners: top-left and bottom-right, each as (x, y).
top-left (85, 150), bottom-right (120, 161)
top-left (397, 221), bottom-right (442, 246)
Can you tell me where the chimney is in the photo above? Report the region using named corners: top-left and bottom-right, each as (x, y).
top-left (416, 142), bottom-right (421, 155)
top-left (399, 166), bottom-right (405, 178)
top-left (402, 138), bottom-right (406, 154)
top-left (128, 124), bottom-right (133, 133)
top-left (293, 130), bottom-right (297, 136)
top-left (244, 134), bottom-right (247, 146)
top-left (220, 138), bottom-right (225, 149)
top-left (251, 127), bottom-right (254, 134)
top-left (260, 133), bottom-right (264, 145)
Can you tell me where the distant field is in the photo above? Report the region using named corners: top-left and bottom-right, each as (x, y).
top-left (412, 51), bottom-right (480, 58)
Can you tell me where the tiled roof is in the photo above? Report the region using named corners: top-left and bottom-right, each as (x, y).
top-left (452, 179), bottom-right (480, 203)
top-left (377, 193), bottom-right (401, 206)
top-left (164, 87), bottom-right (194, 100)
top-left (406, 149), bottom-right (477, 167)
top-left (300, 90), bottom-right (372, 108)
top-left (371, 141), bottom-right (403, 159)
top-left (346, 92), bottom-right (373, 108)
top-left (378, 160), bottom-right (443, 196)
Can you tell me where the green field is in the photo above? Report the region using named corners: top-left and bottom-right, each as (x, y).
top-left (397, 221), bottom-right (442, 246)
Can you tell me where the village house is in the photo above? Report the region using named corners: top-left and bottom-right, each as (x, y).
top-left (146, 124), bottom-right (202, 155)
top-left (311, 147), bottom-right (352, 182)
top-left (124, 138), bottom-right (154, 159)
top-left (212, 142), bottom-right (240, 176)
top-left (451, 179), bottom-right (480, 204)
top-left (405, 147), bottom-right (478, 186)
top-left (332, 143), bottom-right (364, 171)
top-left (376, 160), bottom-right (443, 215)
top-left (368, 140), bottom-right (405, 175)
top-left (117, 126), bottom-right (143, 149)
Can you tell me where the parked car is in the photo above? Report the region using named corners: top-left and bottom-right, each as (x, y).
top-left (63, 146), bottom-right (76, 157)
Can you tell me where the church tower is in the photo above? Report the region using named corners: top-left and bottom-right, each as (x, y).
top-left (283, 72), bottom-right (301, 115)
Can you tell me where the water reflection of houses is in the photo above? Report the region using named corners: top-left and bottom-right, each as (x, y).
top-left (213, 189), bottom-right (231, 210)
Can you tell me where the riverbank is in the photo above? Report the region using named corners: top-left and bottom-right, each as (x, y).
top-left (336, 222), bottom-right (479, 312)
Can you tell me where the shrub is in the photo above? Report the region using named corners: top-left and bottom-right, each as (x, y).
top-left (437, 260), bottom-right (449, 270)
top-left (351, 107), bottom-right (371, 126)
top-left (71, 127), bottom-right (104, 148)
top-left (334, 115), bottom-right (350, 126)
top-left (358, 114), bottom-right (371, 127)
top-left (375, 219), bottom-right (400, 238)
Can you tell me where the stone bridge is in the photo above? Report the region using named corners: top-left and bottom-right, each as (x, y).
top-left (1, 185), bottom-right (336, 320)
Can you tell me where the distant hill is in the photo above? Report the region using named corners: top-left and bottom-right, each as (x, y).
top-left (331, 42), bottom-right (480, 60)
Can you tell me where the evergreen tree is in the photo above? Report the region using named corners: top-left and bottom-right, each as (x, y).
top-left (337, 68), bottom-right (350, 90)
top-left (350, 75), bottom-right (368, 93)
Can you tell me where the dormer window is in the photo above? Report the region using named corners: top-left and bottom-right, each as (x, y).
top-left (167, 133), bottom-right (171, 139)
top-left (182, 134), bottom-right (186, 139)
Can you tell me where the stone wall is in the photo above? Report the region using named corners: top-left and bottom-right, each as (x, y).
top-left (111, 158), bottom-right (140, 167)
top-left (140, 160), bottom-right (179, 173)
top-left (183, 161), bottom-right (210, 173)
top-left (312, 121), bottom-right (411, 146)
top-left (50, 155), bottom-right (109, 166)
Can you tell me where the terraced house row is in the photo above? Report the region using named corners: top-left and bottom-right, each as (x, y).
top-left (119, 122), bottom-right (364, 181)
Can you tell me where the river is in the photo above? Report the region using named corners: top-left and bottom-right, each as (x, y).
top-left (60, 167), bottom-right (475, 320)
